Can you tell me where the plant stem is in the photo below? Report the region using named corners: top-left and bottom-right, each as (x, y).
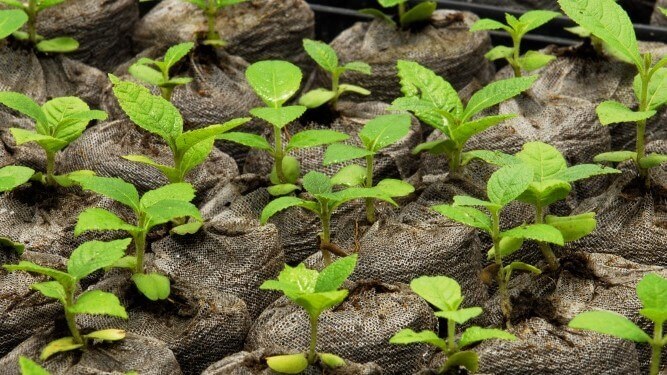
top-left (365, 154), bottom-right (375, 223)
top-left (448, 147), bottom-right (462, 174)
top-left (535, 205), bottom-right (558, 271)
top-left (205, 0), bottom-right (218, 41)
top-left (45, 150), bottom-right (56, 186)
top-left (27, 0), bottom-right (38, 44)
top-left (511, 34), bottom-right (523, 78)
top-left (446, 319), bottom-right (456, 354)
top-left (64, 287), bottom-right (84, 345)
top-left (649, 322), bottom-right (664, 375)
top-left (320, 207), bottom-right (333, 266)
top-left (159, 67), bottom-right (173, 101)
top-left (492, 209), bottom-right (512, 328)
top-left (133, 216), bottom-right (147, 274)
top-left (308, 314), bottom-right (319, 364)
top-left (331, 70), bottom-right (341, 109)
top-left (273, 125), bottom-right (286, 184)
top-left (398, 2), bottom-right (406, 27)
top-left (637, 70), bottom-right (650, 180)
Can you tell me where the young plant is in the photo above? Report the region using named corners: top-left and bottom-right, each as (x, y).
top-left (432, 164), bottom-right (564, 327)
top-left (129, 42), bottom-right (195, 101)
top-left (182, 0), bottom-right (249, 46)
top-left (0, 9), bottom-right (28, 43)
top-left (0, 92), bottom-right (107, 187)
top-left (219, 60), bottom-right (349, 194)
top-left (110, 75), bottom-right (249, 184)
top-left (259, 254), bottom-right (358, 373)
top-left (569, 273), bottom-right (667, 375)
top-left (468, 142), bottom-right (620, 271)
top-left (323, 114), bottom-right (415, 223)
top-left (360, 0), bottom-right (437, 30)
top-left (3, 239), bottom-right (130, 360)
top-left (389, 60), bottom-right (536, 174)
top-left (19, 356), bottom-right (50, 375)
top-left (471, 11), bottom-right (560, 77)
top-left (72, 176), bottom-right (203, 301)
top-left (261, 171), bottom-right (396, 265)
top-left (560, 0), bottom-right (667, 183)
top-left (0, 165), bottom-right (35, 192)
top-left (0, 0), bottom-right (78, 53)
top-left (390, 275), bottom-right (516, 374)
top-left (299, 39), bottom-right (371, 109)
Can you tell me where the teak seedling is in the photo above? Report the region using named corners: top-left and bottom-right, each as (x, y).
top-left (468, 142), bottom-right (619, 270)
top-left (323, 113), bottom-right (415, 223)
top-left (260, 254), bottom-right (358, 373)
top-left (471, 10), bottom-right (561, 77)
top-left (391, 276), bottom-right (516, 374)
top-left (183, 0), bottom-right (248, 46)
top-left (72, 176), bottom-right (203, 301)
top-left (110, 75), bottom-right (249, 184)
top-left (0, 0), bottom-right (78, 53)
top-left (19, 356), bottom-right (49, 375)
top-left (299, 39), bottom-right (371, 109)
top-left (261, 171), bottom-right (396, 265)
top-left (129, 42), bottom-right (195, 101)
top-left (360, 0), bottom-right (437, 30)
top-left (0, 92), bottom-right (107, 187)
top-left (560, 0), bottom-right (667, 182)
top-left (432, 164), bottom-right (564, 327)
top-left (219, 60), bottom-right (349, 193)
top-left (390, 60), bottom-right (536, 173)
top-left (3, 239), bottom-right (131, 360)
top-left (569, 273), bottom-right (667, 375)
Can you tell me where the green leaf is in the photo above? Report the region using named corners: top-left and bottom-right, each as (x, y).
top-left (175, 125), bottom-right (227, 154)
top-left (217, 117), bottom-right (251, 132)
top-left (554, 164), bottom-right (620, 182)
top-left (43, 96), bottom-right (93, 137)
top-left (217, 132), bottom-right (273, 151)
top-left (639, 153), bottom-right (667, 169)
top-left (501, 224), bottom-right (564, 246)
top-left (396, 60), bottom-right (463, 117)
top-left (569, 310), bottom-right (650, 342)
top-left (36, 37), bottom-right (79, 53)
top-left (122, 155), bottom-right (180, 181)
top-left (505, 261), bottom-right (542, 276)
top-left (558, 0), bottom-right (641, 68)
top-left (441, 351), bottom-right (479, 373)
top-left (459, 327), bottom-right (516, 348)
top-left (250, 106), bottom-right (306, 129)
top-left (326, 187), bottom-right (397, 210)
top-left (319, 353), bottom-right (346, 369)
top-left (389, 329), bottom-right (447, 351)
top-left (37, 0), bottom-right (66, 10)
top-left (31, 281), bottom-right (66, 304)
top-left (359, 114), bottom-right (412, 152)
top-left (303, 39), bottom-right (338, 73)
top-left (342, 61), bottom-right (372, 74)
top-left (40, 337), bottom-right (82, 361)
top-left (0, 166), bottom-right (34, 192)
top-left (260, 263), bottom-right (319, 299)
top-left (331, 164), bottom-right (366, 187)
top-left (518, 180), bottom-right (571, 207)
top-left (67, 239), bottom-right (131, 280)
top-left (410, 275), bottom-right (462, 311)
top-left (376, 178), bottom-right (414, 197)
top-left (470, 18), bottom-right (511, 32)
top-left (545, 213), bottom-right (597, 242)
top-left (461, 149), bottom-right (519, 167)
top-left (286, 129), bottom-right (349, 152)
top-left (636, 273), bottom-right (667, 324)
top-left (337, 84), bottom-right (371, 96)
top-left (51, 170), bottom-right (96, 189)
top-left (0, 92), bottom-right (47, 128)
top-left (400, 1), bottom-right (436, 27)
top-left (4, 261), bottom-right (74, 288)
top-left (245, 60), bottom-right (302, 108)
top-left (487, 236), bottom-right (525, 259)
top-left (413, 139), bottom-right (456, 156)
top-left (450, 114), bottom-right (515, 144)
top-left (378, 0), bottom-right (406, 7)
top-left (10, 128), bottom-right (68, 152)
top-left (485, 45), bottom-right (514, 61)
top-left (163, 42), bottom-right (194, 69)
top-left (110, 256), bottom-right (137, 270)
top-left (596, 100), bottom-right (655, 125)
top-left (518, 51), bottom-right (556, 72)
top-left (18, 356), bottom-right (50, 375)
top-left (314, 253), bottom-right (357, 292)
top-left (0, 236), bottom-right (25, 255)
top-left (295, 290), bottom-right (349, 317)
top-left (323, 143), bottom-right (373, 165)
top-left (267, 184), bottom-right (300, 196)
top-left (72, 176), bottom-right (140, 212)
top-left (299, 88), bottom-right (336, 108)
top-left (638, 67), bottom-right (667, 110)
top-left (140, 183), bottom-right (195, 208)
top-left (303, 171), bottom-right (332, 195)
top-left (260, 197), bottom-right (309, 224)
top-left (453, 195), bottom-right (500, 210)
top-left (462, 75), bottom-right (537, 121)
top-left (129, 64), bottom-right (164, 86)
top-left (170, 221), bottom-right (202, 235)
top-left (83, 329), bottom-right (126, 341)
top-left (144, 200), bottom-right (201, 228)
top-left (358, 8), bottom-right (396, 26)
top-left (70, 290), bottom-right (128, 319)
top-left (565, 25), bottom-right (592, 38)
top-left (0, 10), bottom-right (27, 40)
top-left (487, 164), bottom-right (534, 207)
top-left (389, 96), bottom-right (446, 131)
top-left (266, 354), bottom-right (309, 374)
top-left (173, 136), bottom-right (214, 176)
top-left (132, 272), bottom-right (170, 301)
top-left (435, 307), bottom-right (483, 324)
top-left (593, 151), bottom-right (637, 163)
top-left (0, 0), bottom-right (25, 8)
top-left (432, 204), bottom-right (491, 232)
top-left (518, 10), bottom-right (561, 33)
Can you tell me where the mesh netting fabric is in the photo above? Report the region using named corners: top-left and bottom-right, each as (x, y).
top-left (0, 330), bottom-right (182, 375)
top-left (133, 0), bottom-right (314, 68)
top-left (328, 10), bottom-right (494, 103)
top-left (202, 348), bottom-right (382, 375)
top-left (245, 281), bottom-right (437, 374)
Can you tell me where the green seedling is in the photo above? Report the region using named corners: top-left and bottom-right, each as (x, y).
top-left (261, 171), bottom-right (396, 265)
top-left (110, 75), bottom-right (249, 184)
top-left (569, 273), bottom-right (667, 375)
top-left (72, 176), bottom-right (203, 301)
top-left (0, 165), bottom-right (35, 193)
top-left (0, 9), bottom-right (28, 43)
top-left (3, 239), bottom-right (130, 360)
top-left (360, 0), bottom-right (437, 30)
top-left (468, 142), bottom-right (619, 270)
top-left (19, 356), bottom-right (49, 375)
top-left (299, 39), bottom-right (371, 109)
top-left (560, 0), bottom-right (667, 183)
top-left (0, 92), bottom-right (107, 187)
top-left (129, 42), bottom-right (194, 101)
top-left (219, 60), bottom-right (349, 194)
top-left (661, 7), bottom-right (667, 17)
top-left (471, 11), bottom-right (560, 77)
top-left (323, 114), bottom-right (415, 223)
top-left (182, 0), bottom-right (248, 46)
top-left (389, 60), bottom-right (536, 174)
top-left (391, 275), bottom-right (516, 374)
top-left (0, 0), bottom-right (78, 52)
top-left (260, 254), bottom-right (358, 372)
top-left (432, 164), bottom-right (564, 327)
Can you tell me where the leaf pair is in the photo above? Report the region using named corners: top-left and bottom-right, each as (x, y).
top-left (129, 42), bottom-right (194, 100)
top-left (360, 0), bottom-right (437, 29)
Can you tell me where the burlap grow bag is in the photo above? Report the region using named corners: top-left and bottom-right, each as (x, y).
top-left (0, 330), bottom-right (182, 375)
top-left (201, 348), bottom-right (382, 375)
top-left (245, 282), bottom-right (437, 374)
top-left (133, 0), bottom-right (314, 67)
top-left (328, 10), bottom-right (494, 103)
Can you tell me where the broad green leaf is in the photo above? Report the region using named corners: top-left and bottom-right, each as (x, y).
top-left (267, 183), bottom-right (300, 196)
top-left (250, 106), bottom-right (306, 129)
top-left (260, 197), bottom-right (308, 224)
top-left (327, 187), bottom-right (397, 210)
top-left (396, 60), bottom-right (462, 116)
top-left (453, 195), bottom-right (500, 210)
top-left (0, 10), bottom-right (27, 39)
top-left (245, 61), bottom-right (302, 108)
top-left (303, 171), bottom-right (332, 195)
top-left (0, 166), bottom-right (34, 192)
top-left (569, 310), bottom-right (650, 342)
top-left (470, 18), bottom-right (510, 32)
top-left (487, 236), bottom-right (525, 259)
top-left (266, 354), bottom-right (308, 374)
top-left (122, 155), bottom-right (180, 182)
top-left (376, 178), bottom-right (414, 197)
top-left (299, 88), bottom-right (336, 108)
top-left (459, 326), bottom-right (516, 348)
top-left (144, 200), bottom-right (201, 228)
top-left (140, 183), bottom-right (195, 208)
top-left (462, 75), bottom-right (537, 121)
top-left (554, 164), bottom-right (620, 182)
top-left (67, 239), bottom-right (131, 280)
top-left (358, 8), bottom-right (396, 26)
top-left (485, 45), bottom-right (514, 61)
top-left (596, 100), bottom-right (655, 125)
top-left (303, 39), bottom-right (338, 73)
top-left (129, 64), bottom-right (164, 86)
top-left (461, 149), bottom-right (519, 167)
top-left (132, 272), bottom-right (170, 301)
top-left (286, 129), bottom-right (349, 152)
top-left (70, 290), bottom-right (128, 319)
top-left (0, 92), bottom-right (47, 128)
top-left (175, 125), bottom-right (227, 153)
top-left (9, 128), bottom-right (68, 152)
top-left (83, 329), bottom-right (126, 341)
top-left (565, 25), bottom-right (591, 38)
top-left (73, 176), bottom-right (140, 212)
top-left (323, 143), bottom-right (373, 165)
top-left (389, 329), bottom-right (447, 351)
top-left (342, 61), bottom-right (372, 74)
top-left (594, 151), bottom-right (637, 163)
top-left (337, 84), bottom-right (371, 96)
top-left (331, 164), bottom-right (366, 187)
top-left (42, 97), bottom-right (92, 140)
top-left (501, 224), bottom-right (564, 246)
top-left (435, 307), bottom-right (483, 324)
top-left (36, 37), bottom-right (79, 53)
top-left (400, 1), bottom-right (436, 27)
top-left (518, 51), bottom-right (556, 72)
top-left (217, 132), bottom-right (273, 151)
top-left (4, 261), bottom-right (74, 287)
top-left (51, 110), bottom-right (107, 143)
top-left (359, 114), bottom-right (412, 152)
top-left (31, 281), bottom-right (66, 304)
top-left (18, 356), bottom-right (50, 375)
top-left (413, 139), bottom-right (457, 156)
top-left (639, 153), bottom-right (667, 169)
top-left (111, 256), bottom-right (137, 270)
top-left (487, 164), bottom-right (534, 207)
top-left (410, 275), bottom-right (462, 311)
top-left (518, 180), bottom-right (571, 207)
top-left (172, 137), bottom-right (214, 177)
top-left (314, 253), bottom-right (357, 292)
top-left (163, 42), bottom-right (194, 69)
top-left (260, 263), bottom-right (319, 298)
top-left (295, 290), bottom-right (349, 317)
top-left (389, 96), bottom-right (447, 131)
top-left (40, 337), bottom-right (82, 361)
top-left (637, 68), bottom-right (667, 110)
top-left (441, 351), bottom-right (479, 373)
top-left (545, 213), bottom-right (597, 242)
top-left (636, 273), bottom-right (667, 324)
top-left (319, 353), bottom-right (346, 369)
top-left (518, 10), bottom-right (561, 33)
top-left (450, 114), bottom-right (515, 144)
top-left (432, 204), bottom-right (492, 232)
top-left (51, 170), bottom-right (96, 189)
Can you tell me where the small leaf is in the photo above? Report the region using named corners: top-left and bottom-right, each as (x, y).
top-left (450, 114), bottom-right (515, 144)
top-left (175, 125), bottom-right (229, 154)
top-left (331, 164), bottom-right (366, 187)
top-left (399, 1), bottom-right (436, 27)
top-left (74, 208), bottom-right (138, 236)
top-left (554, 164), bottom-right (620, 182)
top-left (245, 61), bottom-right (303, 108)
top-left (261, 263), bottom-right (319, 298)
top-left (36, 37), bottom-right (79, 53)
top-left (323, 143), bottom-right (373, 166)
top-left (459, 327), bottom-right (516, 348)
top-left (70, 290), bottom-right (128, 319)
top-left (337, 84), bottom-right (371, 96)
top-left (299, 88), bottom-right (336, 108)
top-left (0, 92), bottom-right (47, 127)
top-left (110, 256), bottom-right (137, 270)
top-left (518, 180), bottom-right (571, 207)
top-left (250, 106), bottom-right (306, 129)
top-left (487, 236), bottom-right (525, 259)
top-left (10, 128), bottom-right (68, 152)
top-left (487, 164), bottom-right (534, 207)
top-left (170, 221), bottom-right (202, 235)
top-left (596, 100), bottom-right (655, 126)
top-left (358, 8), bottom-right (396, 26)
top-left (432, 204), bottom-right (492, 232)
top-left (163, 42), bottom-right (194, 69)
top-left (342, 61), bottom-right (371, 75)
top-left (326, 187), bottom-right (397, 210)
top-left (319, 353), bottom-right (346, 369)
top-left (67, 239), bottom-right (131, 280)
top-left (569, 310), bottom-right (650, 342)
top-left (435, 307), bottom-right (483, 324)
top-left (83, 329), bottom-right (126, 341)
top-left (315, 253), bottom-right (357, 292)
top-left (129, 64), bottom-right (164, 86)
top-left (303, 171), bottom-right (332, 195)
top-left (266, 354), bottom-right (308, 374)
top-left (260, 197), bottom-right (309, 224)
top-left (470, 18), bottom-right (510, 32)
top-left (4, 261), bottom-right (74, 288)
top-left (0, 166), bottom-right (34, 192)
top-left (132, 273), bottom-right (170, 301)
top-left (52, 170), bottom-right (96, 189)
top-left (0, 236), bottom-right (25, 255)
top-left (376, 178), bottom-right (414, 197)
top-left (71, 175), bottom-right (140, 213)
top-left (267, 183), bottom-right (300, 196)
top-left (410, 275), bottom-right (462, 312)
top-left (635, 67), bottom-right (667, 111)
top-left (396, 60), bottom-right (463, 118)
top-left (545, 213), bottom-right (597, 243)
top-left (389, 329), bottom-right (447, 351)
top-left (441, 350), bottom-right (479, 373)
top-left (140, 183), bottom-right (195, 208)
top-left (636, 273), bottom-right (667, 324)
top-left (144, 200), bottom-right (202, 228)
top-left (286, 129), bottom-right (349, 152)
top-left (217, 132), bottom-right (273, 151)
top-left (31, 281), bottom-right (66, 304)
top-left (40, 337), bottom-right (82, 361)
top-left (518, 10), bottom-right (561, 33)
top-left (518, 51), bottom-right (556, 72)
top-left (501, 224), bottom-right (564, 246)
top-left (295, 290), bottom-right (349, 317)
top-left (18, 356), bottom-right (49, 375)
top-left (452, 195), bottom-right (500, 210)
top-left (377, 0), bottom-right (405, 7)
top-left (0, 10), bottom-right (27, 40)
top-left (639, 153), bottom-right (667, 169)
top-left (359, 114), bottom-right (412, 152)
top-left (485, 45), bottom-right (514, 61)
top-left (505, 261), bottom-right (542, 276)
top-left (593, 151), bottom-right (637, 163)
top-left (462, 75), bottom-right (537, 121)
top-left (303, 39), bottom-right (338, 73)
top-left (461, 149), bottom-right (519, 167)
